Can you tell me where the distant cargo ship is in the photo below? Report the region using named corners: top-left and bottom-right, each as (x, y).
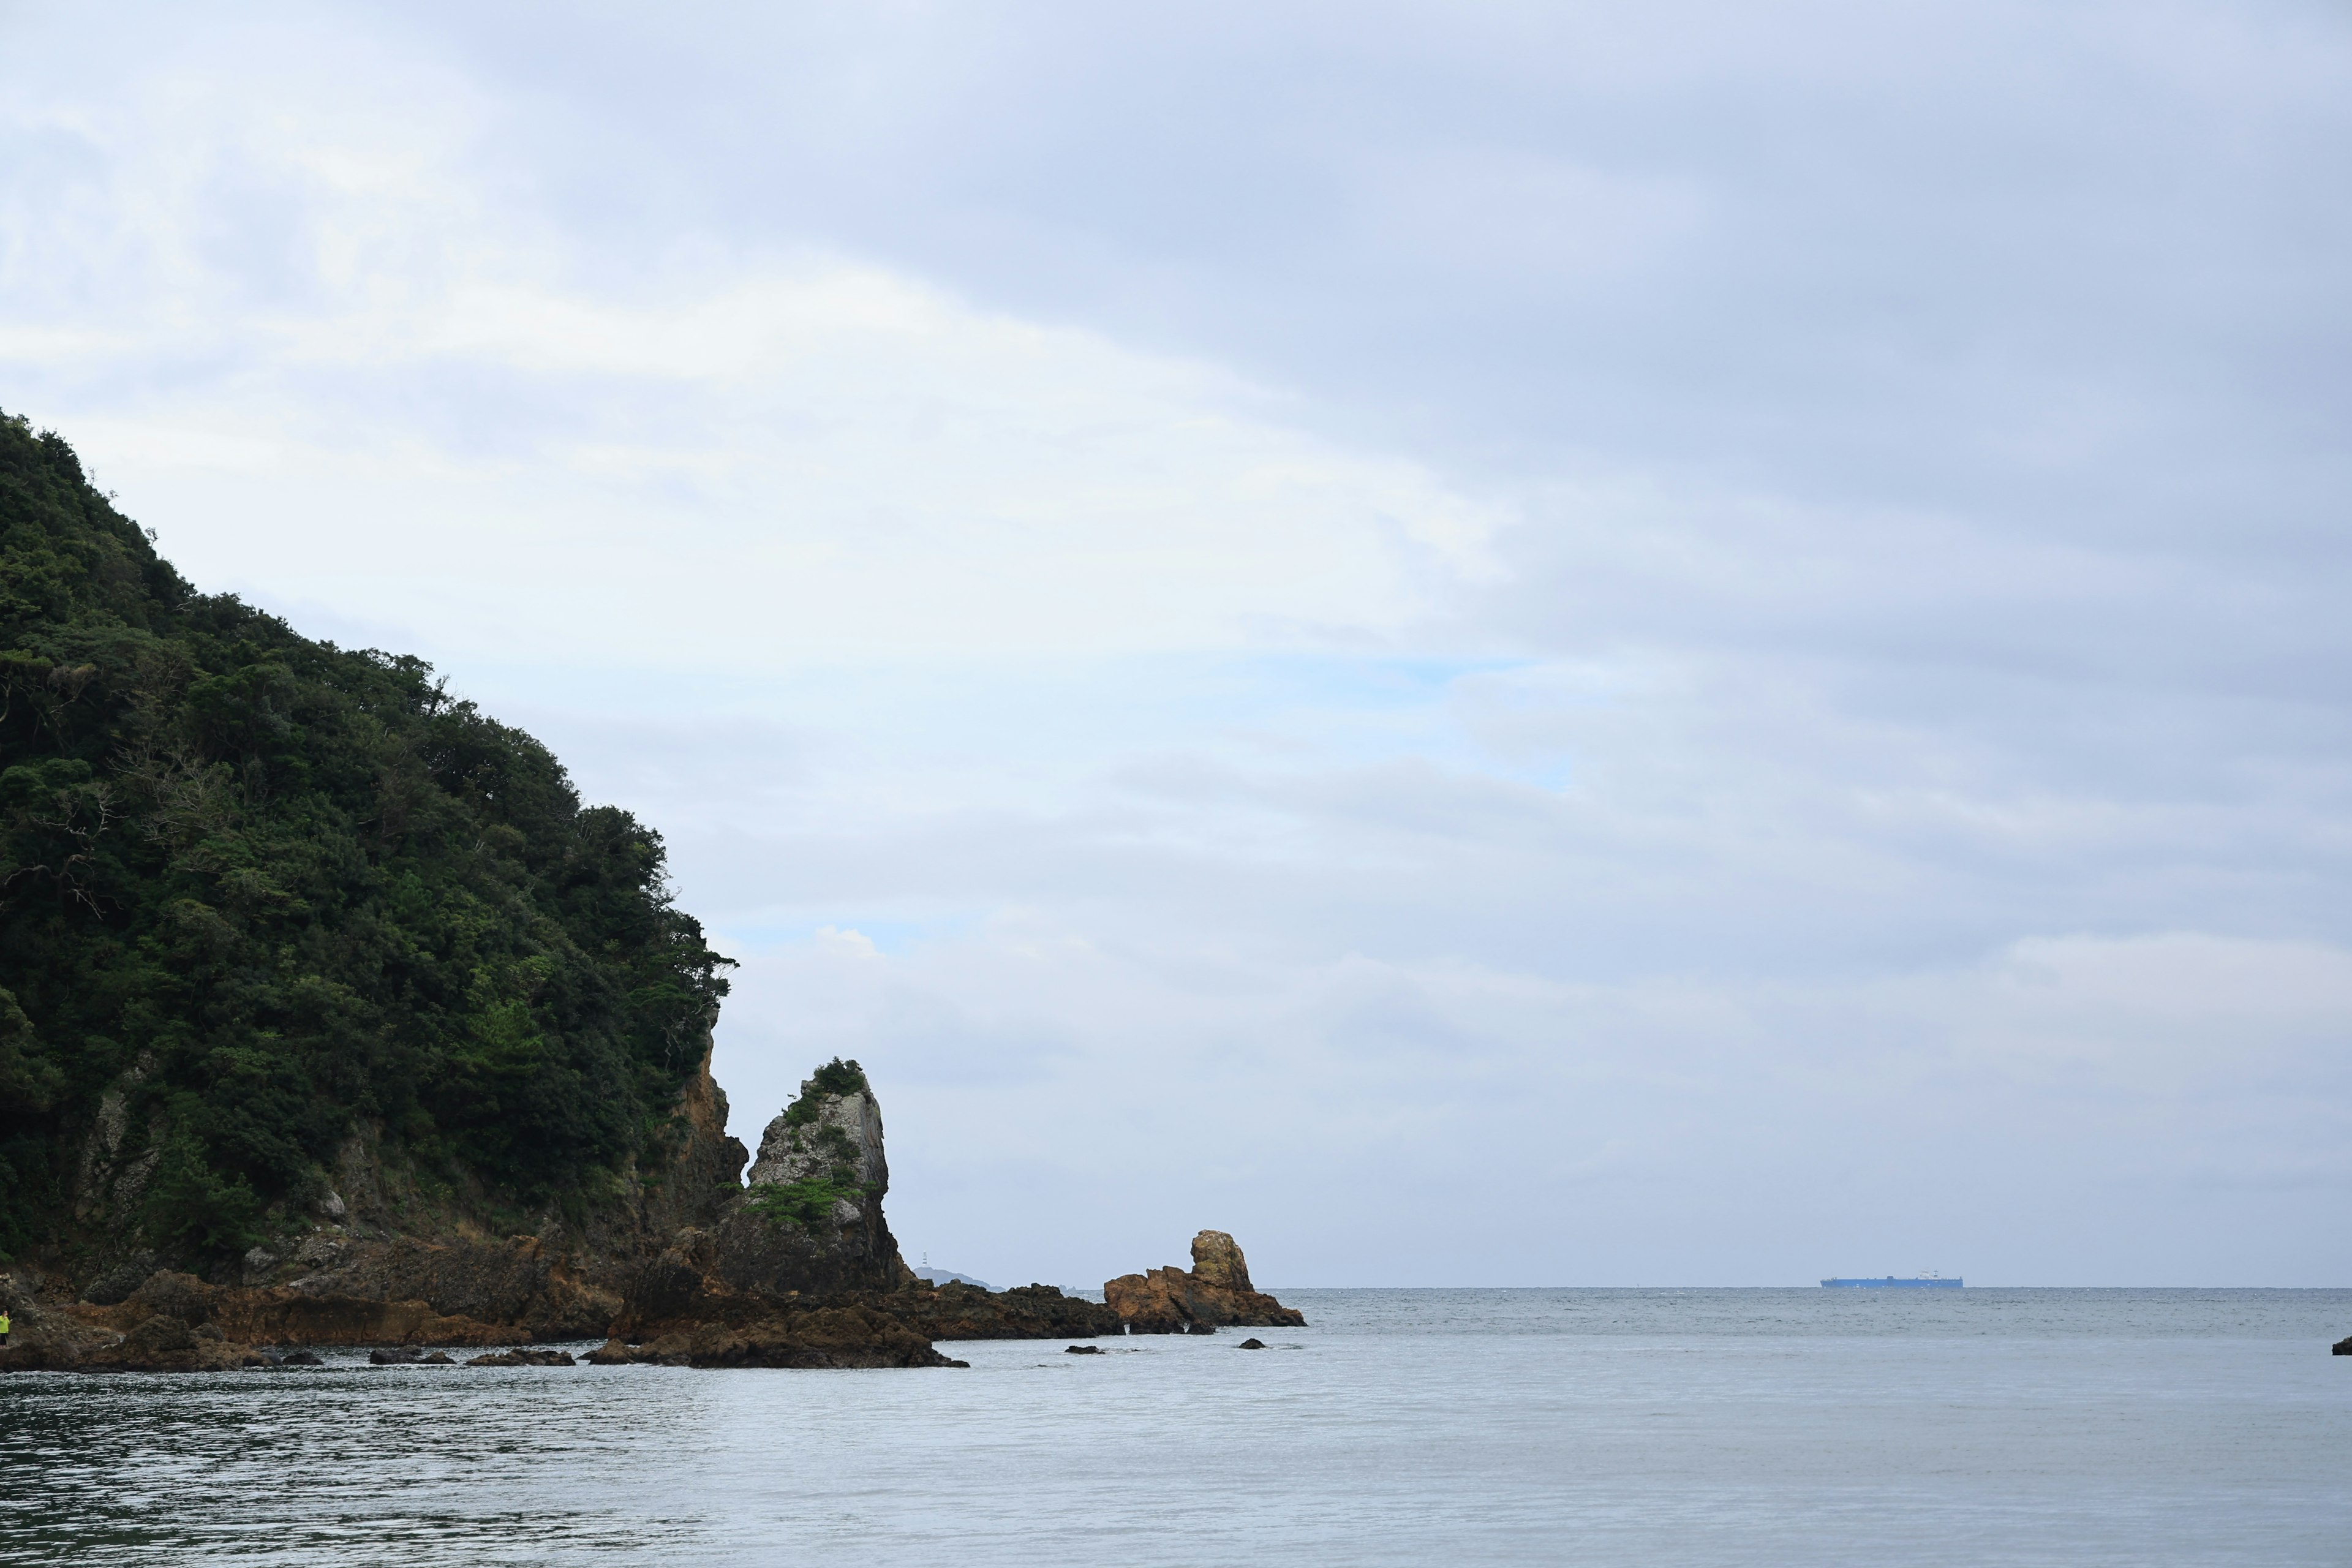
top-left (1820, 1273), bottom-right (1961, 1288)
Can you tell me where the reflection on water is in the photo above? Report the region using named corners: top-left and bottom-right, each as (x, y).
top-left (5, 1289), bottom-right (2348, 1566)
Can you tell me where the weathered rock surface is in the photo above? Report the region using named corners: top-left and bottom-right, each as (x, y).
top-left (7, 1043), bottom-right (756, 1374)
top-left (0, 1265), bottom-right (532, 1372)
top-left (1104, 1231), bottom-right (1307, 1333)
top-left (466, 1348), bottom-right (577, 1366)
top-left (882, 1280), bottom-right (1122, 1341)
top-left (594, 1065), bottom-right (1123, 1361)
top-left (277, 1234), bottom-right (618, 1340)
top-left (8, 1055), bottom-right (1246, 1376)
top-left (586, 1304), bottom-right (962, 1368)
top-left (713, 1061), bottom-right (905, 1298)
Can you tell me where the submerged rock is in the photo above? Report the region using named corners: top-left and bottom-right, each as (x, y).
top-left (1104, 1232), bottom-right (1306, 1334)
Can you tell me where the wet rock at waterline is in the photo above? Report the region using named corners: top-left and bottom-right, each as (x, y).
top-left (1104, 1232), bottom-right (1306, 1334)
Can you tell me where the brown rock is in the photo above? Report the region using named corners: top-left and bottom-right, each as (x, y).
top-left (586, 1304), bottom-right (963, 1368)
top-left (882, 1281), bottom-right (1123, 1341)
top-left (1104, 1231), bottom-right (1306, 1334)
top-left (1190, 1230), bottom-right (1253, 1292)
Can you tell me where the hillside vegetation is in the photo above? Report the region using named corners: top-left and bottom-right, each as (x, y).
top-left (0, 412), bottom-right (731, 1268)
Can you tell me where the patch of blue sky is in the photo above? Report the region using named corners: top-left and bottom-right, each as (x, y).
top-left (713, 911), bottom-right (983, 959)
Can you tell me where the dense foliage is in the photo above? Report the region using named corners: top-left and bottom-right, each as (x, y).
top-left (0, 413), bottom-right (731, 1264)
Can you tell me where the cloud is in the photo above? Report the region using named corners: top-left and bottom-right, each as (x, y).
top-left (4, 0), bottom-right (2348, 1283)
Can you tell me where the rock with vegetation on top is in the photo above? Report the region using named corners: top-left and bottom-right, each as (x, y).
top-left (0, 412), bottom-right (769, 1368)
top-left (1104, 1231), bottom-right (1307, 1333)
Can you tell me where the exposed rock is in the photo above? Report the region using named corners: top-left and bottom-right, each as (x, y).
top-left (2334, 1335), bottom-right (2351, 1355)
top-left (1237, 1337), bottom-right (1267, 1349)
top-left (284, 1234), bottom-right (617, 1339)
top-left (1104, 1231), bottom-right (1307, 1333)
top-left (466, 1348), bottom-right (576, 1366)
top-left (1065, 1344), bottom-right (1102, 1354)
top-left (881, 1280), bottom-right (1123, 1341)
top-left (586, 1304), bottom-right (963, 1369)
top-left (713, 1060), bottom-right (902, 1298)
top-left (291, 1235), bottom-right (349, 1272)
top-left (1191, 1230), bottom-right (1254, 1292)
top-left (79, 1256), bottom-right (157, 1306)
top-left (279, 1350), bottom-right (324, 1366)
top-left (2, 1267), bottom-right (530, 1372)
top-left (3, 1057), bottom-right (1061, 1378)
top-left (600, 1062), bottom-right (976, 1372)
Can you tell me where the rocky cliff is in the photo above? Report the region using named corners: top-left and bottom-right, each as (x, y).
top-left (1104, 1230), bottom-right (1306, 1332)
top-left (594, 1059), bottom-right (1118, 1360)
top-left (1, 1047), bottom-right (1136, 1371)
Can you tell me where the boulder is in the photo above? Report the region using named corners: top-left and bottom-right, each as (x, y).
top-left (1237, 1338), bottom-right (1267, 1349)
top-left (78, 1256), bottom-right (157, 1306)
top-left (2334, 1335), bottom-right (2351, 1355)
top-left (466, 1348), bottom-right (576, 1366)
top-left (1104, 1231), bottom-right (1306, 1333)
top-left (1191, 1231), bottom-right (1254, 1292)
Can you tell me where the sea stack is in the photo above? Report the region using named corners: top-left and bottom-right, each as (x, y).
top-left (1104, 1230), bottom-right (1307, 1333)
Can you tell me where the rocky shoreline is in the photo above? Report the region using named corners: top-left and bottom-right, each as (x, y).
top-left (0, 1059), bottom-right (1304, 1374)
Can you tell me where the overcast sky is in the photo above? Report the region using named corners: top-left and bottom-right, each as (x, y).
top-left (4, 0), bottom-right (2348, 1286)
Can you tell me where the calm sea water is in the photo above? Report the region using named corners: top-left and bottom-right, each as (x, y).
top-left (4, 1288), bottom-right (2348, 1566)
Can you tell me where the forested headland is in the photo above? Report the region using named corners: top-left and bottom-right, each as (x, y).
top-left (0, 411), bottom-right (732, 1272)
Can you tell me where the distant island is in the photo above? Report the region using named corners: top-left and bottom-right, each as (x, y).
top-left (914, 1267), bottom-right (992, 1288)
top-left (0, 411), bottom-right (1300, 1371)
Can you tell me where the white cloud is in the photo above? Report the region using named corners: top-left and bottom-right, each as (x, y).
top-left (4, 0), bottom-right (2348, 1285)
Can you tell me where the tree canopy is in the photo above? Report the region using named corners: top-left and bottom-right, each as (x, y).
top-left (0, 412), bottom-right (731, 1265)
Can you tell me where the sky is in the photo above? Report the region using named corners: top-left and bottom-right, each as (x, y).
top-left (2, 0), bottom-right (2348, 1286)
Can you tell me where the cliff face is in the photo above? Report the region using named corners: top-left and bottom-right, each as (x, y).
top-left (612, 1059), bottom-right (907, 1339)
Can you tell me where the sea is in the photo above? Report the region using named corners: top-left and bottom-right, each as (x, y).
top-left (4, 1287), bottom-right (2348, 1566)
